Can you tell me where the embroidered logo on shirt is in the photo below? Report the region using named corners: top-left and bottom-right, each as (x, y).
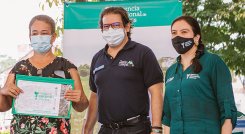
top-left (118, 60), bottom-right (134, 67)
top-left (186, 74), bottom-right (200, 79)
top-left (93, 65), bottom-right (104, 74)
top-left (166, 77), bottom-right (174, 83)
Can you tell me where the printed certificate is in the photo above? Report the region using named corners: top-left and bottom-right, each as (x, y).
top-left (12, 75), bottom-right (74, 118)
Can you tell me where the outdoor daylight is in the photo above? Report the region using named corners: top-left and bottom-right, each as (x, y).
top-left (0, 0), bottom-right (244, 134)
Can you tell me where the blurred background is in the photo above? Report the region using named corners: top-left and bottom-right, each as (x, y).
top-left (0, 0), bottom-right (244, 133)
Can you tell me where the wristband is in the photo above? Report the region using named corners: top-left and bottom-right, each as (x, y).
top-left (151, 126), bottom-right (163, 130)
top-left (151, 128), bottom-right (162, 133)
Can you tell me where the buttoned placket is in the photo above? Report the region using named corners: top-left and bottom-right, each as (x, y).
top-left (175, 63), bottom-right (184, 133)
top-left (105, 52), bottom-right (114, 65)
top-left (175, 63), bottom-right (194, 133)
top-left (106, 49), bottom-right (125, 65)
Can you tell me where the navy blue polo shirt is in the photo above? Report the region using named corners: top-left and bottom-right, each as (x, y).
top-left (89, 40), bottom-right (163, 124)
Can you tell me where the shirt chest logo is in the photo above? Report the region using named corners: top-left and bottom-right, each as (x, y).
top-left (166, 77), bottom-right (174, 84)
top-left (118, 60), bottom-right (134, 67)
top-left (186, 74), bottom-right (200, 79)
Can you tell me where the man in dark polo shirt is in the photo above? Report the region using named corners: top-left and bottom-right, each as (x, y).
top-left (84, 7), bottom-right (163, 134)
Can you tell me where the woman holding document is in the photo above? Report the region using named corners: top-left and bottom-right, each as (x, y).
top-left (0, 15), bottom-right (88, 133)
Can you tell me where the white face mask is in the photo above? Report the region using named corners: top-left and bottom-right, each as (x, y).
top-left (30, 35), bottom-right (52, 53)
top-left (102, 28), bottom-right (125, 47)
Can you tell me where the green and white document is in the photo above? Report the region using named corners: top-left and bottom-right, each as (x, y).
top-left (12, 75), bottom-right (74, 119)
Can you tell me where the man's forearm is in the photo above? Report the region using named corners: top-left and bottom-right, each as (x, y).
top-left (151, 92), bottom-right (163, 126)
top-left (149, 83), bottom-right (163, 127)
top-left (83, 92), bottom-right (98, 134)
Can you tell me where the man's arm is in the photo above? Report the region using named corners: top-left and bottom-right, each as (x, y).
top-left (83, 92), bottom-right (98, 134)
top-left (148, 82), bottom-right (163, 129)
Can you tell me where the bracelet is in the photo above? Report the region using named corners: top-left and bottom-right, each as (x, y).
top-left (151, 126), bottom-right (163, 130)
top-left (151, 128), bottom-right (162, 133)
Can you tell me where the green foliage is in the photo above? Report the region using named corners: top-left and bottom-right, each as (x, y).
top-left (78, 64), bottom-right (90, 77)
top-left (54, 45), bottom-right (63, 57)
top-left (39, 0), bottom-right (66, 10)
top-left (39, 0), bottom-right (68, 36)
top-left (183, 0), bottom-right (245, 76)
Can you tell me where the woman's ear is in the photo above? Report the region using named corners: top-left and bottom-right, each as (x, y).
top-left (194, 34), bottom-right (200, 45)
top-left (51, 33), bottom-right (57, 44)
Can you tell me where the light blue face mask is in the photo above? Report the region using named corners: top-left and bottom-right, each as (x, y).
top-left (102, 28), bottom-right (125, 47)
top-left (30, 35), bottom-right (52, 53)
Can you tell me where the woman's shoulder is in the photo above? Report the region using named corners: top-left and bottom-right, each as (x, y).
top-left (53, 57), bottom-right (75, 65)
top-left (200, 51), bottom-right (230, 74)
top-left (167, 61), bottom-right (178, 70)
top-left (165, 60), bottom-right (178, 76)
top-left (10, 59), bottom-right (31, 74)
top-left (54, 57), bottom-right (77, 69)
top-left (203, 51), bottom-right (225, 65)
top-left (12, 59), bottom-right (29, 68)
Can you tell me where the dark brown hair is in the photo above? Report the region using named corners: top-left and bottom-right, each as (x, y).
top-left (171, 16), bottom-right (205, 73)
top-left (29, 15), bottom-right (56, 35)
top-left (99, 7), bottom-right (133, 38)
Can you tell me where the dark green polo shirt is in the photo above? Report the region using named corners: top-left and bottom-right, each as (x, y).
top-left (162, 51), bottom-right (237, 134)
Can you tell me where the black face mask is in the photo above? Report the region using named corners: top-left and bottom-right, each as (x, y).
top-left (172, 36), bottom-right (195, 54)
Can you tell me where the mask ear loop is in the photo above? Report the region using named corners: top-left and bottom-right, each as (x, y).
top-left (124, 29), bottom-right (127, 36)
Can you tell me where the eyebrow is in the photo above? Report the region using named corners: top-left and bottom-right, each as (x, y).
top-left (31, 30), bottom-right (49, 33)
top-left (171, 29), bottom-right (190, 33)
top-left (103, 22), bottom-right (120, 25)
top-left (172, 28), bottom-right (190, 31)
top-left (41, 30), bottom-right (49, 32)
top-left (180, 29), bottom-right (190, 31)
top-left (31, 30), bottom-right (38, 32)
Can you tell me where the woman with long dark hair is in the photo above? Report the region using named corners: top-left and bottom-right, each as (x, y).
top-left (162, 16), bottom-right (237, 134)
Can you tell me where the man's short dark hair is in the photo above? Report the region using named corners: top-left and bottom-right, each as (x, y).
top-left (99, 7), bottom-right (133, 38)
